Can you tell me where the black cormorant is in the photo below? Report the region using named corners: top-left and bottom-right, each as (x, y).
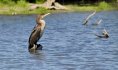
top-left (28, 13), bottom-right (50, 52)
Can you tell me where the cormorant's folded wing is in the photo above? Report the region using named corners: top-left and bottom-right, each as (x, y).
top-left (29, 27), bottom-right (41, 45)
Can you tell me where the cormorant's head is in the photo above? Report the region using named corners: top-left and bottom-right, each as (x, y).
top-left (36, 13), bottom-right (50, 24)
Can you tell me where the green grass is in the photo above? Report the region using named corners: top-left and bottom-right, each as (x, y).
top-left (36, 0), bottom-right (46, 4)
top-left (0, 0), bottom-right (48, 15)
top-left (98, 1), bottom-right (112, 11)
top-left (0, 7), bottom-right (48, 15)
top-left (66, 5), bottom-right (98, 12)
top-left (65, 1), bottom-right (117, 12)
top-left (0, 1), bottom-right (117, 15)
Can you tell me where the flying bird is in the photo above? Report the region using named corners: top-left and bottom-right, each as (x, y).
top-left (83, 11), bottom-right (96, 25)
top-left (28, 13), bottom-right (50, 52)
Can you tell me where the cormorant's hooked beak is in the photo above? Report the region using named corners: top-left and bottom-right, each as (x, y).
top-left (42, 13), bottom-right (50, 19)
top-left (36, 13), bottom-right (50, 23)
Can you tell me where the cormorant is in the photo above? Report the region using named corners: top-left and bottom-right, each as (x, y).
top-left (28, 13), bottom-right (50, 52)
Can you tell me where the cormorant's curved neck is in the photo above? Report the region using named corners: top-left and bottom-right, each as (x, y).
top-left (36, 19), bottom-right (45, 25)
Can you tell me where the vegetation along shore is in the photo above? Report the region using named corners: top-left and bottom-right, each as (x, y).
top-left (0, 0), bottom-right (118, 15)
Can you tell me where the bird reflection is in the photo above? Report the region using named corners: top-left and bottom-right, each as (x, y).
top-left (29, 44), bottom-right (44, 60)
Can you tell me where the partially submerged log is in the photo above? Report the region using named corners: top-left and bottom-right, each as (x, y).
top-left (83, 11), bottom-right (96, 25)
top-left (29, 0), bottom-right (67, 11)
top-left (94, 29), bottom-right (109, 38)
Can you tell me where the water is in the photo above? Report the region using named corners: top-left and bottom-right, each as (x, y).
top-left (0, 11), bottom-right (118, 70)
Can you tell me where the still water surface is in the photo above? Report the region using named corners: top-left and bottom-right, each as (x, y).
top-left (0, 11), bottom-right (118, 70)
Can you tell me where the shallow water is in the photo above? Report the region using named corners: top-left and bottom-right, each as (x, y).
top-left (0, 11), bottom-right (118, 70)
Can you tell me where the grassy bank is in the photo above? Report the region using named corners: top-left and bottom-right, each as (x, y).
top-left (66, 2), bottom-right (118, 12)
top-left (0, 0), bottom-right (49, 15)
top-left (0, 1), bottom-right (117, 15)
